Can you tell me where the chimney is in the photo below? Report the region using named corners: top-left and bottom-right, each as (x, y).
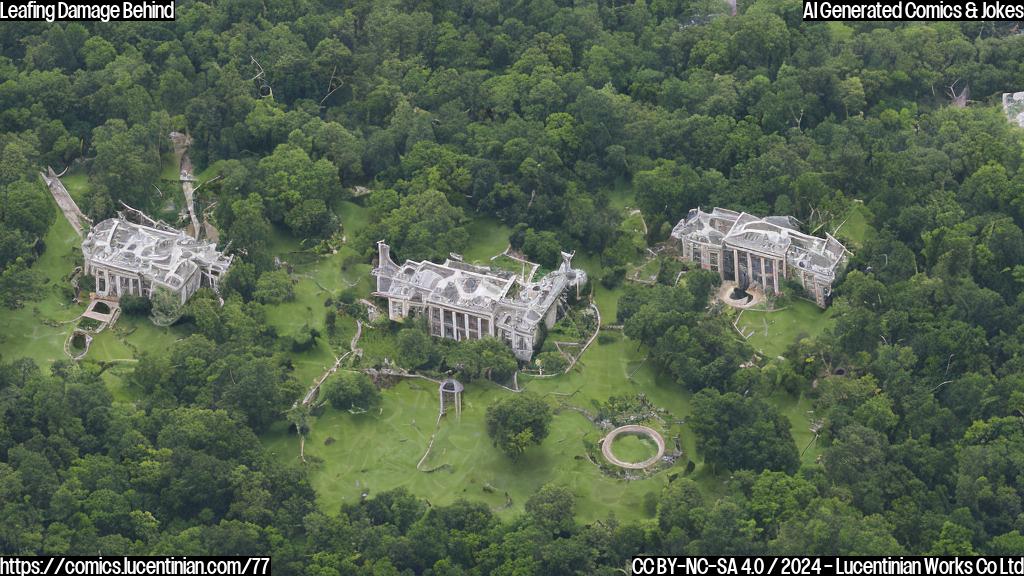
top-left (377, 240), bottom-right (393, 266)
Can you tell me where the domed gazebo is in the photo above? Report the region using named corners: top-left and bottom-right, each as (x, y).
top-left (439, 378), bottom-right (464, 420)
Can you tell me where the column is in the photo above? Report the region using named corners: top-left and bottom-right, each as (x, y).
top-left (746, 252), bottom-right (753, 284)
top-left (463, 312), bottom-right (470, 340)
top-left (760, 257), bottom-right (766, 291)
top-left (476, 317), bottom-right (482, 339)
top-left (733, 249), bottom-right (740, 283)
top-left (773, 259), bottom-right (780, 294)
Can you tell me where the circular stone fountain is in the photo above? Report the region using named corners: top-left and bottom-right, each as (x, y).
top-left (600, 425), bottom-right (666, 469)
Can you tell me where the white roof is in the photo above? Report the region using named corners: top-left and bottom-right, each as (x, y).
top-left (82, 216), bottom-right (232, 288)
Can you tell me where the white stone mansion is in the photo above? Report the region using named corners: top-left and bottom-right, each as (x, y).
top-left (82, 214), bottom-right (233, 304)
top-left (372, 241), bottom-right (587, 361)
top-left (671, 207), bottom-right (849, 307)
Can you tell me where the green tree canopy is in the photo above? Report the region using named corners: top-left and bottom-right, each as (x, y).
top-left (485, 393), bottom-right (552, 460)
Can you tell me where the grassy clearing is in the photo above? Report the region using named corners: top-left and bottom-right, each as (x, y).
top-left (154, 153), bottom-right (184, 221)
top-left (611, 434), bottom-right (659, 462)
top-left (262, 199), bottom-right (376, 388)
top-left (62, 171), bottom-right (90, 205)
top-left (735, 299), bottom-right (836, 358)
top-left (606, 177), bottom-right (634, 212)
top-left (773, 392), bottom-right (822, 466)
top-left (338, 200), bottom-right (370, 236)
top-left (0, 216), bottom-right (84, 366)
top-left (266, 335), bottom-right (690, 523)
top-left (159, 151), bottom-right (180, 182)
top-left (193, 163), bottom-right (220, 184)
top-left (573, 253), bottom-right (626, 321)
top-left (102, 370), bottom-right (139, 403)
top-left (486, 254), bottom-right (528, 279)
top-left (462, 217), bottom-right (512, 264)
top-left (265, 279), bottom-right (342, 386)
top-left (619, 210), bottom-right (647, 247)
top-left (108, 316), bottom-right (187, 357)
top-left (834, 201), bottom-right (873, 250)
top-left (630, 257), bottom-right (661, 283)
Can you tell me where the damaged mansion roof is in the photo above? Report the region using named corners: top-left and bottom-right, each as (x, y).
top-left (82, 215), bottom-right (233, 291)
top-left (373, 241), bottom-right (587, 334)
top-left (671, 207), bottom-right (848, 279)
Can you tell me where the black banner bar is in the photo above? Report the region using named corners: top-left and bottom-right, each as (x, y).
top-left (0, 1), bottom-right (175, 23)
top-left (631, 556), bottom-right (1024, 576)
top-left (0, 556), bottom-right (270, 576)
top-left (802, 0), bottom-right (1024, 21)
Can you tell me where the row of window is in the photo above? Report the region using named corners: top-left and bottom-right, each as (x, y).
top-left (390, 298), bottom-right (534, 351)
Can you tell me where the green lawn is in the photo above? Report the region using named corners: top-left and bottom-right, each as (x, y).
top-left (268, 315), bottom-right (826, 520)
top-left (0, 216), bottom-right (84, 366)
top-left (606, 177), bottom-right (634, 212)
top-left (773, 391), bottom-right (823, 466)
top-left (194, 163), bottom-right (221, 184)
top-left (62, 171), bottom-right (90, 205)
top-left (574, 253), bottom-right (626, 321)
top-left (834, 201), bottom-right (873, 250)
top-left (630, 257), bottom-right (661, 283)
top-left (265, 335), bottom-right (688, 523)
top-left (159, 151), bottom-right (181, 182)
top-left (735, 299), bottom-right (836, 358)
top-left (610, 434), bottom-right (659, 463)
top-left (462, 217), bottom-right (512, 264)
top-left (619, 210), bottom-right (647, 246)
top-left (487, 254), bottom-right (529, 277)
top-left (337, 200), bottom-right (371, 236)
top-left (102, 370), bottom-right (140, 403)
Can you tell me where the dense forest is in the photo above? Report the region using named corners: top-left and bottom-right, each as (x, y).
top-left (4, 0), bottom-right (1024, 569)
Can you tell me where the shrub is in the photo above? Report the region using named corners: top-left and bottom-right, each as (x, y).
top-left (338, 288), bottom-right (357, 304)
top-left (322, 372), bottom-right (380, 410)
top-left (601, 266), bottom-right (626, 289)
top-left (291, 324), bottom-right (320, 352)
top-left (485, 392), bottom-right (552, 460)
top-left (254, 270), bottom-right (294, 304)
top-left (656, 257), bottom-right (684, 285)
top-left (535, 351), bottom-right (568, 374)
top-left (78, 317), bottom-right (101, 331)
top-left (78, 274), bottom-right (96, 293)
top-left (149, 287), bottom-right (184, 326)
top-left (643, 491), bottom-right (659, 517)
top-left (120, 294), bottom-right (152, 316)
